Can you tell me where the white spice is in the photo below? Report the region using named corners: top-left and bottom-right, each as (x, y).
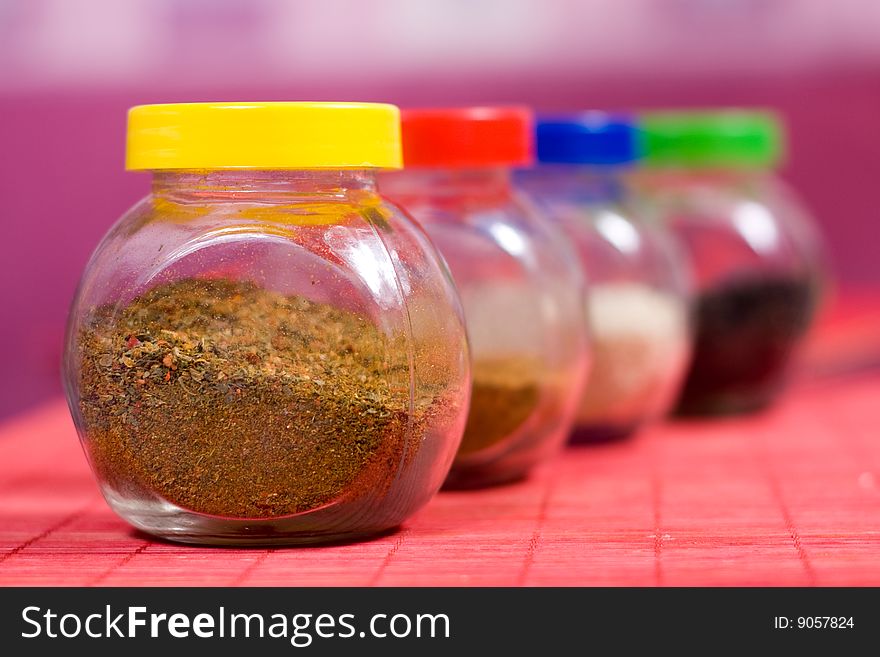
top-left (459, 281), bottom-right (549, 359)
top-left (578, 282), bottom-right (690, 427)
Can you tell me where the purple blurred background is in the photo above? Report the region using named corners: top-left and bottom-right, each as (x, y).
top-left (1, 0), bottom-right (879, 419)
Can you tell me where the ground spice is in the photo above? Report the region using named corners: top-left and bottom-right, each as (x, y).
top-left (76, 278), bottom-right (446, 519)
top-left (457, 358), bottom-right (542, 457)
top-left (573, 282), bottom-right (690, 442)
top-left (675, 275), bottom-right (815, 415)
top-left (445, 356), bottom-right (569, 488)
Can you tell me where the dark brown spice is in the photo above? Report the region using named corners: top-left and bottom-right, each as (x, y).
top-left (77, 278), bottom-right (448, 519)
top-left (675, 275), bottom-right (816, 415)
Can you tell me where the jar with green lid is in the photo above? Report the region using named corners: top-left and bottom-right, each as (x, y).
top-left (636, 110), bottom-right (824, 415)
top-left (63, 102), bottom-right (471, 545)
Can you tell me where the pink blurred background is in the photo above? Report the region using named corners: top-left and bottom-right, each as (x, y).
top-left (1, 0), bottom-right (879, 419)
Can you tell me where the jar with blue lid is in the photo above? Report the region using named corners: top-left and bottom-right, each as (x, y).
top-left (516, 113), bottom-right (691, 442)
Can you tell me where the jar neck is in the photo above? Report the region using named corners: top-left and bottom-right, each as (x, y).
top-left (151, 169), bottom-right (378, 202)
top-left (515, 165), bottom-right (625, 202)
top-left (636, 167), bottom-right (769, 186)
top-left (380, 167), bottom-right (512, 202)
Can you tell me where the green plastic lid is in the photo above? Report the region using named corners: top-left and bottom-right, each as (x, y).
top-left (639, 110), bottom-right (784, 169)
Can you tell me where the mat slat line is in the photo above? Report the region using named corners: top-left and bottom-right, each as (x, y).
top-left (0, 374), bottom-right (878, 586)
top-left (1, 297), bottom-right (879, 587)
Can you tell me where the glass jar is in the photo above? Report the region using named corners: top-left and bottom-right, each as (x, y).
top-left (63, 102), bottom-right (471, 545)
top-left (636, 110), bottom-right (824, 415)
top-left (516, 114), bottom-right (691, 442)
top-left (381, 107), bottom-right (589, 488)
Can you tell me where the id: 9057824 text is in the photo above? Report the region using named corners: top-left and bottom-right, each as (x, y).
top-left (773, 616), bottom-right (854, 629)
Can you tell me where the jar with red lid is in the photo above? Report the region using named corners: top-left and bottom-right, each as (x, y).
top-left (381, 107), bottom-right (589, 488)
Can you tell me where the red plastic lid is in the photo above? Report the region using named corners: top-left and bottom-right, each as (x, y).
top-left (400, 107), bottom-right (534, 168)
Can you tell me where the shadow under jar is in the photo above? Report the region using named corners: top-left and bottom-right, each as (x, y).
top-left (63, 102), bottom-right (471, 545)
top-left (636, 110), bottom-right (825, 415)
top-left (516, 113), bottom-right (691, 443)
top-left (381, 107), bottom-right (589, 488)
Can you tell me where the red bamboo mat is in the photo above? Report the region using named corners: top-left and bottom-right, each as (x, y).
top-left (1, 295), bottom-right (879, 587)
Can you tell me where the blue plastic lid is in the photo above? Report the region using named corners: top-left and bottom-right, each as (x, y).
top-left (535, 113), bottom-right (639, 165)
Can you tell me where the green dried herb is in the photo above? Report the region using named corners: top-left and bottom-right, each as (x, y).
top-left (457, 358), bottom-right (541, 457)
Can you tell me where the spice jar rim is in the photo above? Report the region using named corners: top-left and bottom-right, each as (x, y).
top-left (400, 106), bottom-right (534, 169)
top-left (638, 109), bottom-right (784, 170)
top-left (534, 112), bottom-right (640, 166)
top-left (126, 102), bottom-right (403, 172)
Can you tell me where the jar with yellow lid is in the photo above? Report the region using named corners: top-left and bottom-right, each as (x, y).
top-left (62, 102), bottom-right (471, 545)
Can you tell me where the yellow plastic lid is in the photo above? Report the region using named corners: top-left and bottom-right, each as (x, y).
top-left (126, 102), bottom-right (403, 171)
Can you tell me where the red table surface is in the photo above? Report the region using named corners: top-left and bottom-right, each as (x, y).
top-left (1, 294), bottom-right (879, 587)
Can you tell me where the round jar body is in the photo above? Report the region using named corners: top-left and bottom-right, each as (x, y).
top-left (382, 168), bottom-right (589, 487)
top-left (517, 166), bottom-right (691, 441)
top-left (636, 169), bottom-right (824, 415)
top-left (63, 170), bottom-right (470, 545)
